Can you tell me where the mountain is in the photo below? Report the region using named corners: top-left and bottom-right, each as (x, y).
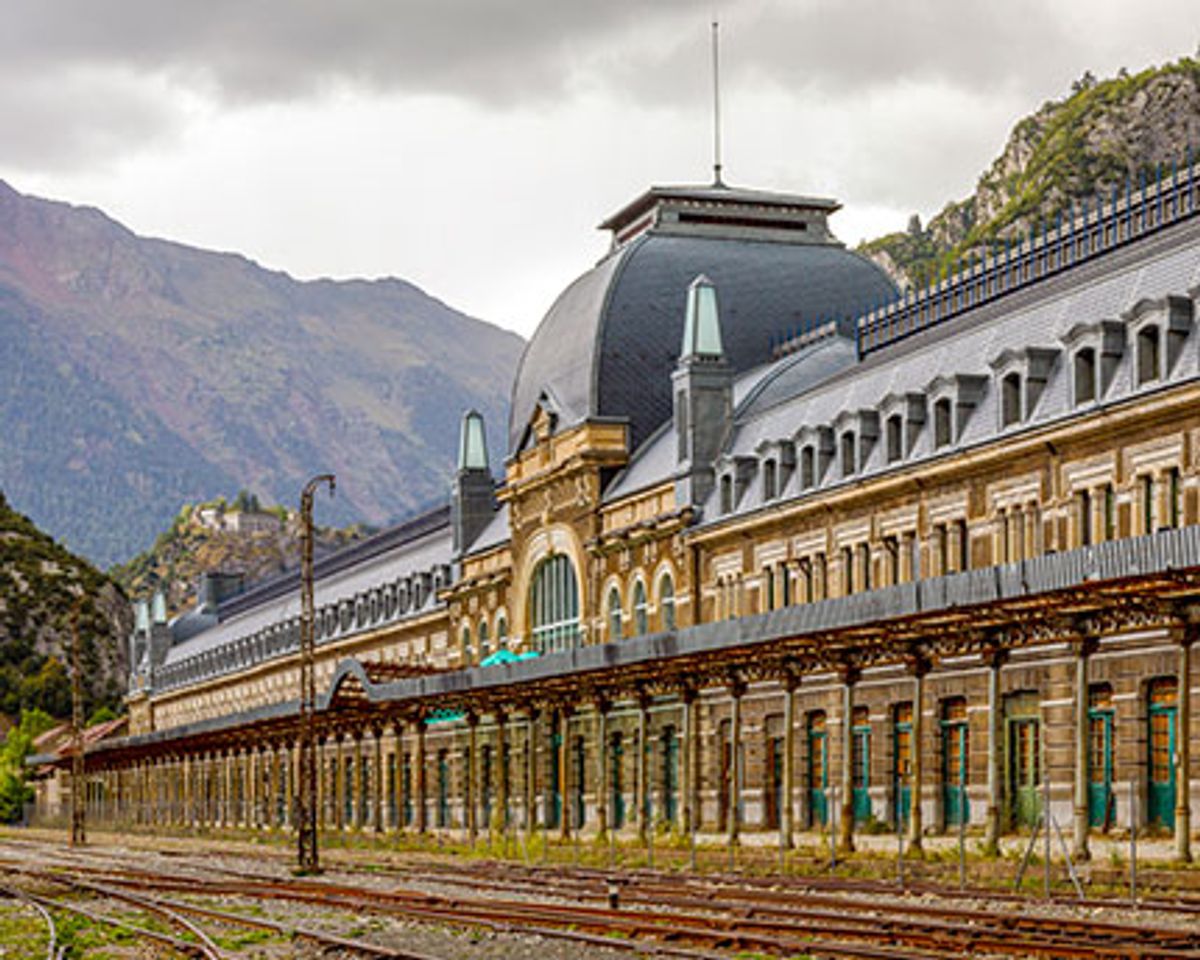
top-left (861, 56), bottom-right (1200, 287)
top-left (0, 489), bottom-right (128, 721)
top-left (0, 181), bottom-right (524, 566)
top-left (111, 495), bottom-right (371, 619)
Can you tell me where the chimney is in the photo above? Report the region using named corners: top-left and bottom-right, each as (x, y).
top-left (452, 409), bottom-right (496, 554)
top-left (673, 274), bottom-right (734, 508)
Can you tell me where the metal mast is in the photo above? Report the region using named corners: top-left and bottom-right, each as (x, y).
top-left (711, 17), bottom-right (724, 186)
top-left (297, 473), bottom-right (335, 873)
top-left (69, 594), bottom-right (86, 847)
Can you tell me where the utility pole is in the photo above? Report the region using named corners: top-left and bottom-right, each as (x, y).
top-left (69, 593), bottom-right (86, 847)
top-left (297, 474), bottom-right (335, 874)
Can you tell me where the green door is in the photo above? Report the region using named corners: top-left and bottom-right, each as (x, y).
top-left (401, 754), bottom-right (413, 826)
top-left (1087, 685), bottom-right (1114, 829)
top-left (573, 737), bottom-right (587, 828)
top-left (767, 735), bottom-right (784, 829)
top-left (548, 730), bottom-right (562, 828)
top-left (436, 751), bottom-right (450, 827)
top-left (941, 699), bottom-right (969, 827)
top-left (893, 703), bottom-right (912, 826)
top-left (610, 734), bottom-right (625, 829)
top-left (661, 727), bottom-right (678, 825)
top-left (1148, 679), bottom-right (1178, 830)
top-left (852, 709), bottom-right (871, 823)
top-left (1009, 718), bottom-right (1040, 828)
top-left (481, 745), bottom-right (493, 826)
top-left (808, 712), bottom-right (828, 826)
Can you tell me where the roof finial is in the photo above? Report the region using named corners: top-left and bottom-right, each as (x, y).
top-left (711, 16), bottom-right (725, 187)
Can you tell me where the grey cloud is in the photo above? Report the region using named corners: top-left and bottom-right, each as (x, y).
top-left (0, 68), bottom-right (179, 172)
top-left (3, 1), bottom-right (698, 106)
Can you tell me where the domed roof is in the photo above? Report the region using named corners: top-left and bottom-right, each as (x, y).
top-left (509, 184), bottom-right (897, 456)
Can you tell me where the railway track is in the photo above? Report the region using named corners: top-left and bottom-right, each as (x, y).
top-left (0, 882), bottom-right (60, 960)
top-left (10, 846), bottom-right (1200, 960)
top-left (0, 865), bottom-right (446, 960)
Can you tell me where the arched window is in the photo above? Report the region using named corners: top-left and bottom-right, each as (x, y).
top-left (800, 445), bottom-right (815, 489)
top-left (495, 614), bottom-right (508, 648)
top-left (529, 554), bottom-right (580, 654)
top-left (1137, 325), bottom-right (1161, 384)
top-left (478, 619), bottom-right (490, 658)
top-left (632, 580), bottom-right (648, 636)
top-left (1074, 347), bottom-right (1096, 405)
top-left (460, 624), bottom-right (472, 664)
top-left (1001, 372), bottom-right (1022, 426)
top-left (841, 431), bottom-right (857, 477)
top-left (886, 414), bottom-right (902, 463)
top-left (934, 398), bottom-right (953, 448)
top-left (607, 586), bottom-right (623, 640)
top-left (658, 573), bottom-right (676, 630)
top-left (763, 459), bottom-right (778, 500)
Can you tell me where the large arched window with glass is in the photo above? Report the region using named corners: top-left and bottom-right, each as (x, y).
top-left (529, 554), bottom-right (580, 654)
top-left (632, 580), bottom-right (648, 636)
top-left (478, 619), bottom-right (490, 659)
top-left (658, 572), bottom-right (676, 630)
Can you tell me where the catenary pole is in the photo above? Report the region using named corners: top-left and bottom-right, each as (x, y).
top-left (297, 473), bottom-right (335, 873)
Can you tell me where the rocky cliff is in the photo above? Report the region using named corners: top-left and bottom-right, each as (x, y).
top-left (862, 57), bottom-right (1200, 287)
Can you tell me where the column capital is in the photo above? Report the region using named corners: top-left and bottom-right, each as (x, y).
top-left (726, 672), bottom-right (747, 699)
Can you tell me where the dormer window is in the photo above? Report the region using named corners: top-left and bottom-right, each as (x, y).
top-left (1074, 347), bottom-right (1097, 405)
top-left (1137, 325), bottom-right (1160, 384)
top-left (934, 398), bottom-right (953, 447)
top-left (878, 392), bottom-right (924, 464)
top-left (1060, 319), bottom-right (1124, 402)
top-left (841, 430), bottom-right (857, 476)
top-left (1001, 371), bottom-right (1022, 426)
top-left (719, 474), bottom-right (733, 513)
top-left (990, 346), bottom-right (1059, 428)
top-left (1124, 295), bottom-right (1192, 388)
top-left (885, 414), bottom-right (902, 463)
top-left (926, 374), bottom-right (987, 446)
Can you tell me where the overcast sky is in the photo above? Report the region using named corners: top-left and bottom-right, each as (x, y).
top-left (3, 1), bottom-right (1197, 338)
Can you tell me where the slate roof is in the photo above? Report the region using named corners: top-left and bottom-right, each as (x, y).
top-left (508, 232), bottom-right (895, 457)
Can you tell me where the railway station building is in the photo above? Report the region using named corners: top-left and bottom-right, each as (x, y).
top-left (33, 171), bottom-right (1200, 861)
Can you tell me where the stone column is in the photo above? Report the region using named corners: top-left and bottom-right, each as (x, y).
top-left (781, 677), bottom-right (796, 850)
top-left (595, 699), bottom-right (609, 839)
top-left (729, 678), bottom-right (745, 846)
top-left (465, 713), bottom-right (478, 844)
top-left (908, 661), bottom-right (928, 848)
top-left (1177, 630), bottom-right (1193, 863)
top-left (1073, 638), bottom-right (1094, 860)
top-left (840, 670), bottom-right (859, 853)
top-left (373, 727), bottom-right (384, 833)
top-left (415, 717), bottom-right (428, 834)
top-left (636, 695), bottom-right (651, 840)
top-left (984, 647), bottom-right (1006, 853)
